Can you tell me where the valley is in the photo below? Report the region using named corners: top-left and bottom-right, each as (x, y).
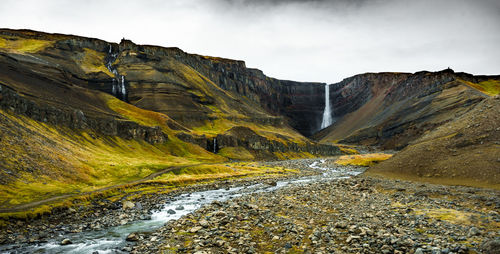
top-left (0, 29), bottom-right (499, 253)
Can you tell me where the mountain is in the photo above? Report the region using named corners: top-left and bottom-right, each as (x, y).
top-left (1, 28), bottom-right (499, 209)
top-left (315, 70), bottom-right (500, 150)
top-left (0, 29), bottom-right (338, 208)
top-left (366, 95), bottom-right (500, 189)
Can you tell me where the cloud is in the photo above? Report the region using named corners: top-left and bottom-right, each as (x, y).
top-left (0, 0), bottom-right (499, 83)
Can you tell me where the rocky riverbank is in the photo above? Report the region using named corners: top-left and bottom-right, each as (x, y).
top-left (0, 160), bottom-right (326, 252)
top-left (133, 176), bottom-right (500, 254)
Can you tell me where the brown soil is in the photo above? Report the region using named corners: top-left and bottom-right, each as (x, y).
top-left (366, 96), bottom-right (500, 189)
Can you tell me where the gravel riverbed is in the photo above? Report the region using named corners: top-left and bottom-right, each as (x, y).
top-left (1, 158), bottom-right (499, 253)
top-left (133, 176), bottom-right (500, 254)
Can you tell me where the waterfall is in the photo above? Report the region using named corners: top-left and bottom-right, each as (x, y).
top-left (105, 45), bottom-right (127, 101)
top-left (120, 75), bottom-right (127, 97)
top-left (111, 79), bottom-right (117, 95)
top-left (213, 138), bottom-right (217, 153)
top-left (321, 84), bottom-right (333, 129)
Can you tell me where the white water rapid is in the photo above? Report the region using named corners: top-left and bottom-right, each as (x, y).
top-left (321, 84), bottom-right (333, 129)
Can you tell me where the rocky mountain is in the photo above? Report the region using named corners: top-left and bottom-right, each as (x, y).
top-left (315, 69), bottom-right (500, 150)
top-left (0, 29), bottom-right (337, 208)
top-left (0, 28), bottom-right (334, 156)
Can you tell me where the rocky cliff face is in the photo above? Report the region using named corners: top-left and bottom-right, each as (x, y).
top-left (0, 29), bottom-right (341, 159)
top-left (318, 69), bottom-right (500, 149)
top-left (105, 39), bottom-right (326, 136)
top-left (2, 28), bottom-right (499, 152)
top-left (0, 84), bottom-right (167, 144)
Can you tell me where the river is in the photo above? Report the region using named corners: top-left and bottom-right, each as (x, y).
top-left (0, 159), bottom-right (364, 254)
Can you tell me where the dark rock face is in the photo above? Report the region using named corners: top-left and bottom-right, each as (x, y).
top-left (0, 84), bottom-right (167, 144)
top-left (172, 55), bottom-right (327, 136)
top-left (319, 70), bottom-right (499, 149)
top-left (0, 29), bottom-right (326, 137)
top-left (110, 40), bottom-right (326, 136)
top-left (177, 126), bottom-right (340, 159)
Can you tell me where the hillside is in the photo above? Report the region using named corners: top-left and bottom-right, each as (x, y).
top-left (365, 95), bottom-right (500, 189)
top-left (0, 29), bottom-right (340, 209)
top-left (1, 28), bottom-right (499, 213)
top-left (316, 70), bottom-right (500, 150)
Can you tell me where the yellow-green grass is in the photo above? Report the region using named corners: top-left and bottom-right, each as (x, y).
top-left (218, 147), bottom-right (255, 161)
top-left (462, 79), bottom-right (500, 96)
top-left (0, 108), bottom-right (222, 208)
top-left (105, 94), bottom-right (226, 162)
top-left (153, 163), bottom-right (297, 185)
top-left (335, 153), bottom-right (392, 167)
top-left (106, 94), bottom-right (179, 135)
top-left (336, 144), bottom-right (359, 154)
top-left (78, 48), bottom-right (114, 76)
top-left (274, 151), bottom-right (315, 160)
top-left (191, 118), bottom-right (307, 144)
top-left (0, 162), bottom-right (299, 221)
top-left (0, 36), bottom-right (54, 53)
top-left (113, 55), bottom-right (306, 145)
top-left (412, 207), bottom-right (499, 231)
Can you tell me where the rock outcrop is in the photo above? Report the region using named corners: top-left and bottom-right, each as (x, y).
top-left (0, 84), bottom-right (167, 144)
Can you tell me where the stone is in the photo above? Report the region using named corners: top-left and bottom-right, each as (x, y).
top-left (175, 205), bottom-right (185, 210)
top-left (199, 219), bottom-right (209, 227)
top-left (122, 201), bottom-right (135, 210)
top-left (468, 226), bottom-right (481, 237)
top-left (190, 226), bottom-right (203, 233)
top-left (135, 202), bottom-right (143, 210)
top-left (415, 248), bottom-right (424, 254)
top-left (60, 238), bottom-right (72, 245)
top-left (346, 235), bottom-right (360, 243)
top-left (126, 233), bottom-right (139, 241)
top-left (167, 209), bottom-right (176, 214)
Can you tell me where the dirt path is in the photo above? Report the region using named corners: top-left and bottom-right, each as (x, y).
top-left (0, 164), bottom-right (201, 213)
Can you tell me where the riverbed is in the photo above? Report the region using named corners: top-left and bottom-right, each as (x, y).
top-left (0, 158), bottom-right (364, 254)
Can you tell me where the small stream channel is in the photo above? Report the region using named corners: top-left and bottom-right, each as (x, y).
top-left (0, 159), bottom-right (364, 254)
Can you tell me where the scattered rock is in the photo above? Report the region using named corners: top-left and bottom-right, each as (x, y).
top-left (199, 219), bottom-right (209, 227)
top-left (468, 226), bottom-right (481, 237)
top-left (480, 239), bottom-right (500, 254)
top-left (122, 201), bottom-right (135, 210)
top-left (190, 226), bottom-right (202, 233)
top-left (126, 233), bottom-right (139, 242)
top-left (60, 238), bottom-right (72, 245)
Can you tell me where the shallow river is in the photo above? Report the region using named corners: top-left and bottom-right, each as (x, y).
top-left (0, 160), bottom-right (364, 254)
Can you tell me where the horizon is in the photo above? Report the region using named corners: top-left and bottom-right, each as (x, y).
top-left (1, 0), bottom-right (499, 83)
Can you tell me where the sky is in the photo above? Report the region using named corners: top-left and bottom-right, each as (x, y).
top-left (1, 0), bottom-right (499, 83)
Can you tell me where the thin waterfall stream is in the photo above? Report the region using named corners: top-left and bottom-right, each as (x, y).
top-left (105, 45), bottom-right (127, 101)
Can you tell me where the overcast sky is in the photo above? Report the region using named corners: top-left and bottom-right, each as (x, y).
top-left (1, 0), bottom-right (499, 83)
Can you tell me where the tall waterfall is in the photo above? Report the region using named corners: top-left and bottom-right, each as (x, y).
top-left (321, 84), bottom-right (333, 129)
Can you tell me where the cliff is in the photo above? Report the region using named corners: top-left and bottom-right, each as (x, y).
top-left (0, 28), bottom-right (340, 162)
top-left (316, 69), bottom-right (500, 149)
